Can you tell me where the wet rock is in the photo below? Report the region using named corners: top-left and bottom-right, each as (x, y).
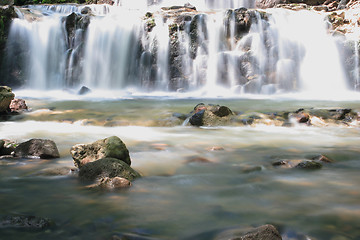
top-left (189, 109), bottom-right (205, 126)
top-left (0, 139), bottom-right (16, 156)
top-left (0, 215), bottom-right (54, 230)
top-left (78, 86), bottom-right (91, 95)
top-left (80, 6), bottom-right (92, 15)
top-left (224, 8), bottom-right (252, 39)
top-left (295, 160), bottom-right (322, 169)
top-left (189, 104), bottom-right (234, 127)
top-left (311, 154), bottom-right (334, 163)
top-left (189, 14), bottom-right (207, 59)
top-left (9, 98), bottom-right (28, 113)
top-left (79, 157), bottom-right (141, 182)
top-left (214, 224), bottom-right (282, 240)
top-left (256, 0), bottom-right (287, 8)
top-left (273, 159), bottom-right (322, 169)
top-left (71, 136), bottom-right (131, 168)
top-left (14, 139), bottom-right (60, 159)
top-left (87, 176), bottom-right (132, 189)
top-left (0, 86), bottom-right (15, 113)
top-left (289, 109), bottom-right (310, 124)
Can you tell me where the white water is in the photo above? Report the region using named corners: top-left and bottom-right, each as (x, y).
top-left (4, 3), bottom-right (359, 99)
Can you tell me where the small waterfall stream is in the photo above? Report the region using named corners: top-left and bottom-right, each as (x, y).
top-left (3, 2), bottom-right (359, 97)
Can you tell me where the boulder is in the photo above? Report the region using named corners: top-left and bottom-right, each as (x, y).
top-left (78, 86), bottom-right (91, 95)
top-left (273, 159), bottom-right (323, 169)
top-left (189, 104), bottom-right (234, 127)
top-left (214, 224), bottom-right (282, 240)
top-left (14, 139), bottom-right (60, 159)
top-left (0, 215), bottom-right (54, 230)
top-left (9, 98), bottom-right (28, 113)
top-left (70, 136), bottom-right (131, 168)
top-left (78, 157), bottom-right (141, 182)
top-left (0, 86), bottom-right (15, 113)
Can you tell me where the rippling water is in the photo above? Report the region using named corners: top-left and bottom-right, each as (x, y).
top-left (1, 97), bottom-right (360, 239)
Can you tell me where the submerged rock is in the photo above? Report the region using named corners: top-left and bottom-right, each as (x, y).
top-left (79, 157), bottom-right (141, 182)
top-left (0, 215), bottom-right (54, 230)
top-left (14, 139), bottom-right (60, 159)
top-left (71, 136), bottom-right (131, 168)
top-left (86, 176), bottom-right (132, 189)
top-left (214, 224), bottom-right (282, 240)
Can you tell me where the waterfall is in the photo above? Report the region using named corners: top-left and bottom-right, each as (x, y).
top-left (3, 3), bottom-right (356, 97)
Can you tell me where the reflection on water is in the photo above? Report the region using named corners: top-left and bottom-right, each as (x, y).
top-left (1, 98), bottom-right (360, 239)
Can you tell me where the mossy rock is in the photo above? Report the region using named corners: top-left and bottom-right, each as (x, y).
top-left (71, 136), bottom-right (131, 168)
top-left (79, 157), bottom-right (141, 182)
top-left (0, 86), bottom-right (15, 113)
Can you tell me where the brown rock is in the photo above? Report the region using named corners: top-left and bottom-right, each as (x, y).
top-left (9, 98), bottom-right (28, 113)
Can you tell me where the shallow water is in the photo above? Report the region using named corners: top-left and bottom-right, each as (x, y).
top-left (1, 97), bottom-right (360, 239)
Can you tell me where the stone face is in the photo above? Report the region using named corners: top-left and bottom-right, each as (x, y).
top-left (0, 86), bottom-right (15, 113)
top-left (214, 224), bottom-right (282, 240)
top-left (14, 139), bottom-right (60, 159)
top-left (78, 157), bottom-right (141, 182)
top-left (71, 136), bottom-right (131, 168)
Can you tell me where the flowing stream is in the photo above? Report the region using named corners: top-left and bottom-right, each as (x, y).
top-left (1, 1), bottom-right (360, 240)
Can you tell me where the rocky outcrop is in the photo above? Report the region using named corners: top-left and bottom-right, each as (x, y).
top-left (14, 139), bottom-right (60, 159)
top-left (0, 86), bottom-right (14, 113)
top-left (70, 136), bottom-right (131, 168)
top-left (78, 157), bottom-right (141, 182)
top-left (214, 224), bottom-right (282, 240)
top-left (0, 139), bottom-right (16, 156)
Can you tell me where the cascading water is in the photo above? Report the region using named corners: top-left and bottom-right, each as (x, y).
top-left (3, 2), bottom-right (358, 97)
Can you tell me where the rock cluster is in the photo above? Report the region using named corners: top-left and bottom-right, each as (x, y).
top-left (180, 103), bottom-right (360, 127)
top-left (70, 136), bottom-right (141, 189)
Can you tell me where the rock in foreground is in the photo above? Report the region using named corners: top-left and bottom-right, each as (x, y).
top-left (71, 136), bottom-right (131, 168)
top-left (14, 139), bottom-right (60, 159)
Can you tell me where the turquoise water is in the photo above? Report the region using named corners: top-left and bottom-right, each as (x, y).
top-left (1, 97), bottom-right (360, 239)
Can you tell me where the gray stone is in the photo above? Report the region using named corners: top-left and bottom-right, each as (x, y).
top-left (14, 139), bottom-right (60, 159)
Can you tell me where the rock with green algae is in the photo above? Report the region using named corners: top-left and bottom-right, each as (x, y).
top-left (0, 86), bottom-right (15, 113)
top-left (79, 157), bottom-right (141, 182)
top-left (71, 136), bottom-right (131, 168)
